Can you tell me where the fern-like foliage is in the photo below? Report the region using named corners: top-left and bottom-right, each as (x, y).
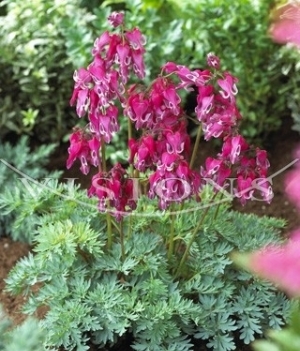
top-left (3, 183), bottom-right (290, 351)
top-left (0, 305), bottom-right (46, 351)
top-left (0, 136), bottom-right (59, 242)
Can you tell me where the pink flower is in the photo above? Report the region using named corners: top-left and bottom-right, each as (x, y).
top-left (234, 175), bottom-right (254, 205)
top-left (66, 129), bottom-right (101, 175)
top-left (237, 156), bottom-right (257, 180)
top-left (197, 87), bottom-right (241, 141)
top-left (157, 152), bottom-right (180, 173)
top-left (201, 157), bottom-right (232, 189)
top-left (206, 52), bottom-right (220, 70)
top-left (129, 135), bottom-right (158, 172)
top-left (247, 230), bottom-right (300, 297)
top-left (73, 68), bottom-right (93, 89)
top-left (149, 160), bottom-right (199, 209)
top-left (162, 85), bottom-right (181, 116)
top-left (195, 85), bottom-right (214, 122)
top-left (116, 43), bottom-right (131, 83)
top-left (217, 72), bottom-right (238, 102)
top-left (221, 135), bottom-right (249, 165)
top-left (89, 105), bottom-right (119, 143)
top-left (130, 49), bottom-right (146, 79)
top-left (88, 164), bottom-right (136, 220)
top-left (125, 92), bottom-right (152, 129)
top-left (256, 148), bottom-right (270, 177)
top-left (162, 63), bottom-right (210, 90)
top-left (269, 2), bottom-right (300, 48)
top-left (92, 31), bottom-right (111, 56)
top-left (254, 177), bottom-right (273, 204)
top-left (88, 136), bottom-right (101, 167)
top-left (74, 89), bottom-right (90, 117)
top-left (107, 12), bottom-right (124, 28)
top-left (165, 130), bottom-right (190, 156)
top-left (125, 28), bottom-right (147, 50)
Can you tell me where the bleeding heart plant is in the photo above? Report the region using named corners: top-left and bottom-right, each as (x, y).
top-left (2, 10), bottom-right (291, 351)
top-left (67, 11), bottom-right (273, 222)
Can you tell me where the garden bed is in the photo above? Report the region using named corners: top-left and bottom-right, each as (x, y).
top-left (0, 116), bottom-right (299, 350)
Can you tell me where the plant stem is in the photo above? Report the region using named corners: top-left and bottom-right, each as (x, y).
top-left (128, 118), bottom-right (134, 178)
top-left (167, 207), bottom-right (176, 262)
top-left (101, 139), bottom-right (112, 249)
top-left (189, 124), bottom-right (202, 170)
top-left (213, 192), bottom-right (223, 220)
top-left (106, 211), bottom-right (113, 250)
top-left (120, 219), bottom-right (125, 262)
top-left (175, 193), bottom-right (218, 278)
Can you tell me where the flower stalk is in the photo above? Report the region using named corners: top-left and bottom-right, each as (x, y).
top-left (175, 192), bottom-right (218, 279)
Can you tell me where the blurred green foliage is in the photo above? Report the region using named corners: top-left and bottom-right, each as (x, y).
top-left (0, 0), bottom-right (95, 141)
top-left (253, 301), bottom-right (300, 351)
top-left (279, 47), bottom-right (300, 135)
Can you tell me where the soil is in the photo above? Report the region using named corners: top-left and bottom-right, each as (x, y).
top-left (0, 116), bottom-right (299, 350)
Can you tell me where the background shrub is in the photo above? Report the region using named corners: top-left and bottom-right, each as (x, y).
top-left (0, 0), bottom-right (95, 142)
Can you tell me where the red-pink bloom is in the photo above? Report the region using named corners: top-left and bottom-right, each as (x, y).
top-left (221, 135), bottom-right (249, 165)
top-left (161, 63), bottom-right (210, 90)
top-left (75, 89), bottom-right (89, 117)
top-left (106, 33), bottom-right (121, 64)
top-left (89, 105), bottom-right (119, 143)
top-left (165, 130), bottom-right (190, 156)
top-left (67, 129), bottom-right (100, 175)
top-left (88, 164), bottom-right (136, 220)
top-left (157, 152), bottom-right (181, 173)
top-left (88, 136), bottom-right (101, 167)
top-left (195, 85), bottom-right (214, 122)
top-left (256, 148), bottom-right (270, 177)
top-left (201, 157), bottom-right (231, 189)
top-left (107, 11), bottom-right (124, 28)
top-left (161, 62), bottom-right (178, 74)
top-left (131, 49), bottom-right (146, 79)
top-left (237, 156), bottom-right (257, 180)
top-left (92, 31), bottom-right (111, 56)
top-left (129, 135), bottom-right (158, 172)
top-left (125, 92), bottom-right (152, 129)
top-left (196, 85), bottom-right (241, 141)
top-left (217, 72), bottom-right (238, 102)
top-left (206, 52), bottom-right (220, 70)
top-left (125, 28), bottom-right (147, 50)
top-left (247, 230), bottom-right (300, 297)
top-left (149, 160), bottom-right (200, 210)
top-left (270, 2), bottom-right (300, 48)
top-left (235, 175), bottom-right (254, 205)
top-left (73, 68), bottom-right (93, 89)
top-left (116, 43), bottom-right (131, 83)
top-left (162, 85), bottom-right (181, 116)
top-left (255, 177), bottom-right (273, 204)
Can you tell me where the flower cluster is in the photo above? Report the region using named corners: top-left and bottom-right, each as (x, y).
top-left (69, 11), bottom-right (146, 145)
top-left (88, 163), bottom-right (137, 221)
top-left (67, 12), bottom-right (272, 219)
top-left (201, 136), bottom-right (272, 205)
top-left (66, 128), bottom-right (100, 175)
top-left (125, 75), bottom-right (200, 209)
